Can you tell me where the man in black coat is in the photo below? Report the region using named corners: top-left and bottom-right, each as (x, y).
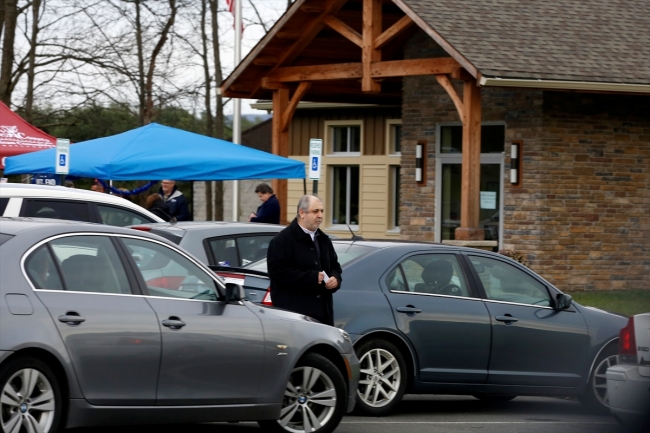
top-left (267, 195), bottom-right (342, 326)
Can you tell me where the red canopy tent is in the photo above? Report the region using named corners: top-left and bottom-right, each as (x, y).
top-left (0, 101), bottom-right (56, 169)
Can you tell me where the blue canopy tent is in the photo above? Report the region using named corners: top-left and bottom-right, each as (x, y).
top-left (4, 123), bottom-right (305, 180)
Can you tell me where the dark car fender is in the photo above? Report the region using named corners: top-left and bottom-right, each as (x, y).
top-left (573, 303), bottom-right (628, 384)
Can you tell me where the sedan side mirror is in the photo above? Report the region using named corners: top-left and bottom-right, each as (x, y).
top-left (225, 283), bottom-right (246, 303)
top-left (555, 293), bottom-right (572, 310)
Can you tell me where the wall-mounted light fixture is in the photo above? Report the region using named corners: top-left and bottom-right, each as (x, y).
top-left (415, 140), bottom-right (426, 185)
top-left (510, 139), bottom-right (523, 186)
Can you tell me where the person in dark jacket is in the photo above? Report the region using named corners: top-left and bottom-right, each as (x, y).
top-left (145, 193), bottom-right (172, 222)
top-left (248, 183), bottom-right (280, 224)
top-left (158, 180), bottom-right (191, 221)
top-left (267, 195), bottom-right (342, 326)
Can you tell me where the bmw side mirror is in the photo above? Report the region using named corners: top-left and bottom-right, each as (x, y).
top-left (225, 283), bottom-right (246, 303)
top-left (555, 293), bottom-right (572, 310)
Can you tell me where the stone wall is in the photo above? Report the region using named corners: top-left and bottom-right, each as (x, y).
top-left (401, 30), bottom-right (650, 291)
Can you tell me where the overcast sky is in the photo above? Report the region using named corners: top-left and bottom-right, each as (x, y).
top-left (223, 0), bottom-right (289, 115)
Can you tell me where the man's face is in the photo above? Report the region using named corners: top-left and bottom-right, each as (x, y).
top-left (257, 192), bottom-right (272, 203)
top-left (299, 197), bottom-right (324, 231)
top-left (161, 180), bottom-right (175, 195)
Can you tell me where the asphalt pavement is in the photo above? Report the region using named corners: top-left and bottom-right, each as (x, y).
top-left (70, 395), bottom-right (625, 433)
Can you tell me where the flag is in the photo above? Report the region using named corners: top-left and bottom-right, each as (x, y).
top-left (224, 0), bottom-right (244, 33)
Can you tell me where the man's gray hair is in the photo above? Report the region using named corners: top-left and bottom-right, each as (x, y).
top-left (297, 195), bottom-right (319, 215)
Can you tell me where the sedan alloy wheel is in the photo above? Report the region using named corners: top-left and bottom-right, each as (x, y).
top-left (355, 339), bottom-right (407, 415)
top-left (0, 358), bottom-right (61, 433)
top-left (259, 353), bottom-right (346, 433)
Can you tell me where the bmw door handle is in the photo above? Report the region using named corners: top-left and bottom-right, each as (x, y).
top-left (58, 313), bottom-right (86, 325)
top-left (396, 306), bottom-right (422, 316)
top-left (495, 315), bottom-right (519, 324)
top-left (162, 317), bottom-right (186, 330)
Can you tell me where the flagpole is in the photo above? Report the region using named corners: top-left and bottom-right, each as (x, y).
top-left (232, 0), bottom-right (242, 221)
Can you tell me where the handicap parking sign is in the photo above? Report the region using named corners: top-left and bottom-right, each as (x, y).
top-left (55, 138), bottom-right (70, 175)
top-left (308, 139), bottom-right (322, 180)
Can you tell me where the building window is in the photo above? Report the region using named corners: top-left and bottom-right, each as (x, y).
top-left (332, 126), bottom-right (360, 153)
top-left (326, 121), bottom-right (362, 155)
top-left (386, 120), bottom-right (402, 155)
top-left (390, 166), bottom-right (401, 229)
top-left (331, 166), bottom-right (359, 226)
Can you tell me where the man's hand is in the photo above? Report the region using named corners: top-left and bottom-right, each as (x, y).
top-left (247, 212), bottom-right (256, 222)
top-left (324, 276), bottom-right (338, 289)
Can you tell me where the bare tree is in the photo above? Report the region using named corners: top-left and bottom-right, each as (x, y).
top-left (0, 0), bottom-right (20, 104)
top-left (209, 0), bottom-right (225, 220)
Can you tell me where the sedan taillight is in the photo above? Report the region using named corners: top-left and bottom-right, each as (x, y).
top-left (262, 288), bottom-right (273, 306)
top-left (619, 316), bottom-right (637, 364)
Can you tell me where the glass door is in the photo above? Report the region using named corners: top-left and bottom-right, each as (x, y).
top-left (436, 124), bottom-right (505, 249)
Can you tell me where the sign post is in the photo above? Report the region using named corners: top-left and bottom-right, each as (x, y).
top-left (308, 138), bottom-right (322, 194)
top-left (55, 138), bottom-right (70, 184)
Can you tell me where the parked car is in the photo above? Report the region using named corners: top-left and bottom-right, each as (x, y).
top-left (0, 218), bottom-right (359, 433)
top-left (0, 183), bottom-right (164, 226)
top-left (128, 221), bottom-right (285, 301)
top-left (606, 313), bottom-right (650, 431)
top-left (217, 240), bottom-right (628, 415)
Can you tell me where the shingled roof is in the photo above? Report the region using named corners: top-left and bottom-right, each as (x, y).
top-left (397, 0), bottom-right (650, 85)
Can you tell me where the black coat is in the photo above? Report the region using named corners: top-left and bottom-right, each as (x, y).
top-left (267, 218), bottom-right (342, 326)
top-left (250, 194), bottom-right (280, 224)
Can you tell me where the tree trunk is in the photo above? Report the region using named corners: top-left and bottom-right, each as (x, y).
top-left (200, 0), bottom-right (213, 220)
top-left (25, 0), bottom-right (42, 122)
top-left (143, 0), bottom-right (177, 125)
top-left (135, 0), bottom-right (145, 124)
top-left (0, 0), bottom-right (18, 105)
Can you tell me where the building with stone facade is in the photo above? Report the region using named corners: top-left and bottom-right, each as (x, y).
top-left (221, 0), bottom-right (649, 292)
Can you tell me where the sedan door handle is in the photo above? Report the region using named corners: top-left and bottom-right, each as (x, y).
top-left (495, 315), bottom-right (519, 324)
top-left (396, 306), bottom-right (422, 314)
top-left (162, 317), bottom-right (186, 330)
top-left (58, 314), bottom-right (86, 325)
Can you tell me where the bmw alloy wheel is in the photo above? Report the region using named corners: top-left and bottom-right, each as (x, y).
top-left (1, 367), bottom-right (57, 433)
top-left (259, 353), bottom-right (346, 433)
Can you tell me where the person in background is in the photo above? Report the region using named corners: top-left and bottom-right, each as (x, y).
top-left (158, 180), bottom-right (191, 221)
top-left (90, 180), bottom-right (104, 192)
top-left (64, 180), bottom-right (75, 188)
top-left (145, 193), bottom-right (172, 222)
top-left (266, 195), bottom-right (342, 326)
top-left (248, 183), bottom-right (280, 224)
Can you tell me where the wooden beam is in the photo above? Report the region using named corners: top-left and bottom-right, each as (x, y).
top-left (281, 82), bottom-right (312, 132)
top-left (248, 0), bottom-right (349, 96)
top-left (435, 74), bottom-right (465, 123)
top-left (322, 16), bottom-right (362, 47)
top-left (371, 58), bottom-right (460, 78)
top-left (455, 78), bottom-right (484, 240)
top-left (374, 15), bottom-right (413, 49)
top-left (272, 88), bottom-right (291, 225)
top-left (260, 78), bottom-right (291, 90)
top-left (264, 58), bottom-right (460, 83)
top-left (276, 30), bottom-right (302, 40)
top-left (362, 0), bottom-right (382, 93)
top-left (252, 56), bottom-right (279, 66)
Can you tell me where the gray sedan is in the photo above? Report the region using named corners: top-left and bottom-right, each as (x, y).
top-left (0, 218), bottom-right (359, 433)
top-left (220, 240), bottom-right (629, 416)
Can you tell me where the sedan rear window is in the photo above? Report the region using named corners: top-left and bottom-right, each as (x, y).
top-left (0, 197), bottom-right (8, 214)
top-left (22, 199), bottom-right (91, 222)
top-left (332, 243), bottom-right (375, 265)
